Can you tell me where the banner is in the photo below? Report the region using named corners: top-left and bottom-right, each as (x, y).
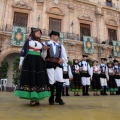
top-left (83, 36), bottom-right (94, 54)
top-left (11, 26), bottom-right (26, 46)
top-left (113, 40), bottom-right (120, 57)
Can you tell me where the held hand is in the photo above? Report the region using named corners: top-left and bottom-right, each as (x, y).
top-left (58, 58), bottom-right (64, 64)
top-left (69, 78), bottom-right (73, 80)
top-left (90, 77), bottom-right (92, 81)
top-left (42, 45), bottom-right (50, 50)
top-left (18, 65), bottom-right (22, 71)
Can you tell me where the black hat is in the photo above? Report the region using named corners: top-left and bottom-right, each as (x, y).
top-left (105, 58), bottom-right (107, 61)
top-left (82, 54), bottom-right (88, 57)
top-left (49, 31), bottom-right (60, 37)
top-left (31, 27), bottom-right (42, 34)
top-left (101, 58), bottom-right (106, 61)
top-left (113, 60), bottom-right (118, 63)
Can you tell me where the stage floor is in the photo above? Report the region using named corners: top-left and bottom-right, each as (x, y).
top-left (0, 92), bottom-right (120, 120)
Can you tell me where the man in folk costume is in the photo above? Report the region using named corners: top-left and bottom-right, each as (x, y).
top-left (44, 31), bottom-right (68, 105)
top-left (79, 54), bottom-right (91, 96)
top-left (113, 60), bottom-right (120, 95)
top-left (62, 62), bottom-right (73, 96)
top-left (99, 58), bottom-right (108, 95)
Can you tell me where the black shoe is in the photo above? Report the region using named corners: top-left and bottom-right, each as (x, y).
top-left (55, 99), bottom-right (65, 105)
top-left (49, 98), bottom-right (54, 105)
top-left (86, 93), bottom-right (90, 96)
top-left (100, 91), bottom-right (104, 95)
top-left (36, 101), bottom-right (40, 105)
top-left (104, 93), bottom-right (108, 95)
top-left (62, 94), bottom-right (65, 96)
top-left (66, 94), bottom-right (70, 96)
top-left (83, 94), bottom-right (86, 96)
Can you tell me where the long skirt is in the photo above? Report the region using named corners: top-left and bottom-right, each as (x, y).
top-left (72, 73), bottom-right (81, 92)
top-left (14, 54), bottom-right (50, 100)
top-left (91, 73), bottom-right (101, 91)
top-left (108, 75), bottom-right (117, 92)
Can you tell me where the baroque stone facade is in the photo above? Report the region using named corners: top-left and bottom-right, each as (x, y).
top-left (0, 0), bottom-right (120, 88)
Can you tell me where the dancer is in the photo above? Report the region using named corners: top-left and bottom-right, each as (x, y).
top-left (91, 60), bottom-right (101, 96)
top-left (45, 31), bottom-right (68, 105)
top-left (72, 59), bottom-right (81, 96)
top-left (14, 28), bottom-right (50, 106)
top-left (79, 55), bottom-right (91, 96)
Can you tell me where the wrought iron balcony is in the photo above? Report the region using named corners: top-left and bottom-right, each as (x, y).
top-left (1, 24), bottom-right (101, 44)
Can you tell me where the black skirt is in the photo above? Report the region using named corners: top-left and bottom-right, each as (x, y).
top-left (114, 75), bottom-right (120, 79)
top-left (108, 75), bottom-right (117, 89)
top-left (81, 72), bottom-right (90, 77)
top-left (91, 73), bottom-right (101, 90)
top-left (73, 73), bottom-right (81, 88)
top-left (99, 74), bottom-right (106, 78)
top-left (14, 54), bottom-right (50, 100)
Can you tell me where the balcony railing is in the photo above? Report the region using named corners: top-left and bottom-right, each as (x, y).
top-left (1, 24), bottom-right (101, 44)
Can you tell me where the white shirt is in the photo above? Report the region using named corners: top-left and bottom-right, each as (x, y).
top-left (43, 40), bottom-right (68, 63)
top-left (106, 67), bottom-right (114, 79)
top-left (19, 39), bottom-right (43, 66)
top-left (29, 40), bottom-right (42, 50)
top-left (63, 63), bottom-right (73, 78)
top-left (79, 60), bottom-right (91, 75)
top-left (90, 66), bottom-right (99, 78)
top-left (114, 65), bottom-right (120, 73)
top-left (99, 64), bottom-right (106, 72)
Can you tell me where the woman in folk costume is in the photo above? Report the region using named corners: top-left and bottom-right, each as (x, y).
top-left (99, 58), bottom-right (108, 95)
top-left (14, 28), bottom-right (50, 106)
top-left (62, 62), bottom-right (73, 96)
top-left (113, 60), bottom-right (120, 95)
top-left (106, 62), bottom-right (117, 95)
top-left (90, 60), bottom-right (101, 96)
top-left (72, 59), bottom-right (81, 96)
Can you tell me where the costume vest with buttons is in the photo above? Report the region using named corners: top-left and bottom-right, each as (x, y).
top-left (114, 66), bottom-right (120, 79)
top-left (45, 42), bottom-right (62, 69)
top-left (46, 42), bottom-right (61, 59)
top-left (114, 66), bottom-right (120, 74)
top-left (80, 60), bottom-right (90, 77)
top-left (99, 64), bottom-right (107, 78)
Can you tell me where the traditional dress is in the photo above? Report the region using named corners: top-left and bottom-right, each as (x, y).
top-left (113, 65), bottom-right (120, 95)
top-left (79, 60), bottom-right (91, 96)
top-left (14, 38), bottom-right (50, 101)
top-left (72, 63), bottom-right (81, 95)
top-left (106, 66), bottom-right (117, 94)
top-left (99, 63), bottom-right (108, 95)
top-left (44, 36), bottom-right (68, 105)
top-left (91, 66), bottom-right (101, 91)
top-left (62, 63), bottom-right (73, 96)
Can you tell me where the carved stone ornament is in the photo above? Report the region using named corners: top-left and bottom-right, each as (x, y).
top-left (36, 0), bottom-right (44, 3)
top-left (53, 0), bottom-right (59, 5)
top-left (12, 0), bottom-right (32, 10)
top-left (78, 14), bottom-right (93, 21)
